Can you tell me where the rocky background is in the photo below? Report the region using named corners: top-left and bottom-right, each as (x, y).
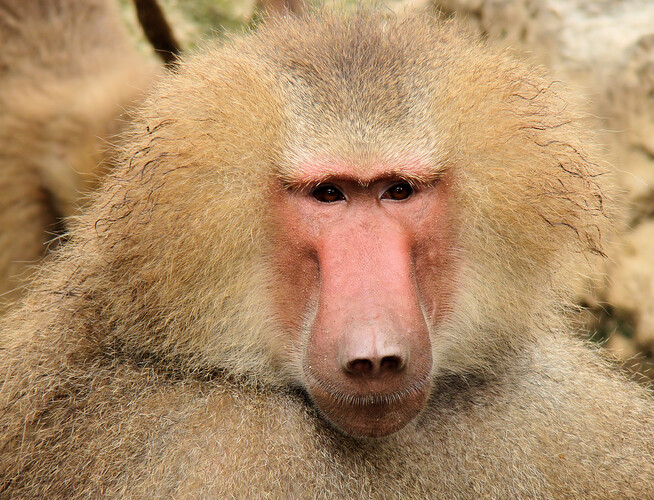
top-left (119, 0), bottom-right (654, 379)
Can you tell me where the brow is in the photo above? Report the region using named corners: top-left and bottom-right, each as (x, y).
top-left (281, 165), bottom-right (447, 191)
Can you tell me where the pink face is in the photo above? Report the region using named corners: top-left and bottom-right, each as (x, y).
top-left (270, 158), bottom-right (456, 438)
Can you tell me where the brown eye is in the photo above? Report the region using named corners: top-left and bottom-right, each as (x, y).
top-left (382, 183), bottom-right (413, 201)
top-left (312, 184), bottom-right (345, 203)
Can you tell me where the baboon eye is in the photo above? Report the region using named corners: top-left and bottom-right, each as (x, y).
top-left (382, 182), bottom-right (413, 201)
top-left (312, 184), bottom-right (345, 203)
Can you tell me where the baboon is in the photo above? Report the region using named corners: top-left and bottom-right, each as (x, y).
top-left (0, 8), bottom-right (653, 498)
top-left (0, 0), bottom-right (154, 307)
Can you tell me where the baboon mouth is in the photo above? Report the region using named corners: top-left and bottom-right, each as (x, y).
top-left (317, 379), bottom-right (430, 407)
top-left (305, 373), bottom-right (432, 438)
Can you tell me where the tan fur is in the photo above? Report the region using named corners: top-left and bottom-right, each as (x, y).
top-left (0, 9), bottom-right (652, 498)
top-left (0, 0), bottom-right (154, 306)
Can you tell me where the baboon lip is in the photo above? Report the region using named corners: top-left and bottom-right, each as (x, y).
top-left (305, 372), bottom-right (432, 438)
top-left (310, 377), bottom-right (430, 406)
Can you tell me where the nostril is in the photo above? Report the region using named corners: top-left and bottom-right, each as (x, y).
top-left (346, 358), bottom-right (374, 375)
top-left (380, 355), bottom-right (403, 372)
top-left (345, 355), bottom-right (405, 376)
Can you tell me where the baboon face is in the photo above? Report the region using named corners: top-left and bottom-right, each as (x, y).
top-left (270, 158), bottom-right (457, 437)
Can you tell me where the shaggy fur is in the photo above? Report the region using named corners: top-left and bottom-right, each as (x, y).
top-left (0, 9), bottom-right (652, 498)
top-left (0, 0), bottom-right (154, 306)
